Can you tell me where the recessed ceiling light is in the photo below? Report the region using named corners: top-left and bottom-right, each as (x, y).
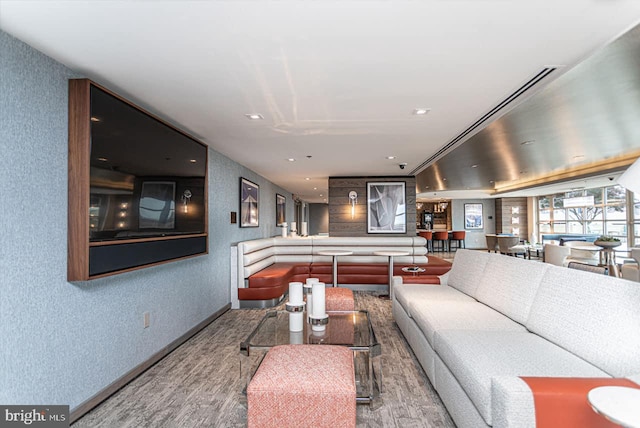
top-left (305, 177), bottom-right (310, 181)
top-left (489, 180), bottom-right (494, 183)
top-left (412, 108), bottom-right (431, 116)
top-left (443, 178), bottom-right (447, 181)
top-left (471, 164), bottom-right (478, 168)
top-left (313, 187), bottom-right (317, 190)
top-left (245, 113), bottom-right (264, 120)
top-left (386, 156), bottom-right (396, 160)
top-left (189, 159), bottom-right (197, 163)
top-left (90, 117), bottom-right (100, 122)
top-left (521, 140), bottom-right (535, 146)
top-left (97, 157), bottom-right (108, 162)
top-left (287, 158), bottom-right (296, 162)
top-left (319, 194), bottom-right (323, 197)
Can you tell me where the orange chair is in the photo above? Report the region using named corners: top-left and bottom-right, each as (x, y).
top-left (449, 231), bottom-right (466, 251)
top-left (433, 231), bottom-right (449, 252)
top-left (419, 231), bottom-right (433, 252)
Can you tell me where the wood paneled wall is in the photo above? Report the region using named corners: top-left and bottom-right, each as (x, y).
top-left (495, 197), bottom-right (528, 239)
top-left (328, 176), bottom-right (416, 237)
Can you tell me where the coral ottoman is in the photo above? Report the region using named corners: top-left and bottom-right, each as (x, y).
top-left (325, 287), bottom-right (355, 311)
top-left (247, 344), bottom-right (356, 428)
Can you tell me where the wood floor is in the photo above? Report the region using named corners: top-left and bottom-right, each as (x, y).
top-left (73, 292), bottom-right (456, 428)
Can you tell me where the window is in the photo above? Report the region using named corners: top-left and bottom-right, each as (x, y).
top-left (535, 185), bottom-right (628, 244)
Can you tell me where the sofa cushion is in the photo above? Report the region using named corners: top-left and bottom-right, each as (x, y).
top-left (474, 254), bottom-right (550, 324)
top-left (434, 330), bottom-right (608, 426)
top-left (526, 265), bottom-right (640, 377)
top-left (410, 301), bottom-right (526, 347)
top-left (394, 284), bottom-right (474, 318)
top-left (447, 249), bottom-right (490, 297)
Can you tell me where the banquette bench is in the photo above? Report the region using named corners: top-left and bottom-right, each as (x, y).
top-left (231, 236), bottom-right (452, 308)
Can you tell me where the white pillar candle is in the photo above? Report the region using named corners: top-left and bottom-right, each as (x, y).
top-left (289, 312), bottom-right (303, 332)
top-left (301, 222), bottom-right (308, 236)
top-left (281, 222), bottom-right (288, 238)
top-left (306, 292), bottom-right (313, 319)
top-left (289, 282), bottom-right (303, 305)
top-left (291, 221), bottom-right (297, 232)
top-left (312, 282), bottom-right (326, 318)
top-left (289, 330), bottom-right (303, 344)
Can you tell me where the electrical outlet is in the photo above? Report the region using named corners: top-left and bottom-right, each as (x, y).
top-left (143, 311), bottom-right (150, 329)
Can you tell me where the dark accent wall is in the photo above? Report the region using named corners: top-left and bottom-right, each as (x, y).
top-left (328, 176), bottom-right (416, 237)
top-left (309, 203), bottom-right (329, 235)
top-left (495, 197), bottom-right (528, 239)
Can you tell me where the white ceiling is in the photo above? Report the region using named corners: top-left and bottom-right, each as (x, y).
top-left (2, 1), bottom-right (640, 202)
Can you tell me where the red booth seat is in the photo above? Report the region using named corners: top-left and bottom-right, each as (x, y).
top-left (240, 257), bottom-right (452, 301)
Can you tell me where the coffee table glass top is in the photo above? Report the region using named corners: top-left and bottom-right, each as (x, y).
top-left (241, 310), bottom-right (379, 355)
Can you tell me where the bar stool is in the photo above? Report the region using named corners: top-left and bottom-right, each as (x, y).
top-left (433, 231), bottom-right (449, 252)
top-left (449, 231), bottom-right (466, 251)
top-left (419, 231), bottom-right (433, 252)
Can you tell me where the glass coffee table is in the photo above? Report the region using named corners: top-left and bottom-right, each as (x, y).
top-left (240, 310), bottom-right (382, 406)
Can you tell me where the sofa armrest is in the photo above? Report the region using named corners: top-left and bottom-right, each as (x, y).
top-left (621, 263), bottom-right (640, 282)
top-left (492, 376), bottom-right (640, 428)
top-left (492, 377), bottom-right (536, 428)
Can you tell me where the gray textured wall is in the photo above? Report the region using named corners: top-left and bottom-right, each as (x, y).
top-left (0, 30), bottom-right (293, 411)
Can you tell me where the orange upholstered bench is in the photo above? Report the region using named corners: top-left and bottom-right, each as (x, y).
top-left (240, 257), bottom-right (452, 301)
top-left (247, 344), bottom-right (356, 428)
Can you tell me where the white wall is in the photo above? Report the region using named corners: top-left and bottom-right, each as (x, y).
top-left (450, 199), bottom-right (496, 249)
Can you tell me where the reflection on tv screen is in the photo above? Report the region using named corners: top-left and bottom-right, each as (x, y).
top-left (88, 86), bottom-right (206, 242)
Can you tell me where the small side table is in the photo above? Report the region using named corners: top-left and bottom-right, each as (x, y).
top-left (317, 250), bottom-right (353, 287)
top-left (374, 251), bottom-right (410, 298)
top-left (401, 266), bottom-right (426, 276)
top-left (588, 386), bottom-right (640, 427)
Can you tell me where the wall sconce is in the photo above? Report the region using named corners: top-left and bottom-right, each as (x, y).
top-left (182, 189), bottom-right (192, 213)
top-left (434, 201), bottom-right (448, 213)
top-left (348, 191), bottom-right (358, 219)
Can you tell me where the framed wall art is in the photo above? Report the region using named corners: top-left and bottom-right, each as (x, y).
top-left (276, 193), bottom-right (286, 226)
top-left (464, 203), bottom-right (484, 229)
top-left (240, 178), bottom-right (259, 227)
top-left (367, 182), bottom-right (406, 233)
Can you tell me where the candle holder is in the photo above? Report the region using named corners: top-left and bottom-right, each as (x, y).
top-left (285, 302), bottom-right (306, 313)
top-left (309, 314), bottom-right (329, 332)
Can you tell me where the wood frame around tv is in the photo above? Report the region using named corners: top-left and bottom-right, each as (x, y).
top-left (67, 79), bottom-right (208, 281)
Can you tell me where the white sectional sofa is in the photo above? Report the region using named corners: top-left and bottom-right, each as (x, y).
top-left (392, 249), bottom-right (640, 428)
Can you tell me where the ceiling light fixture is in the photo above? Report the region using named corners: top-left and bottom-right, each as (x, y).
top-left (471, 164), bottom-right (478, 168)
top-left (189, 159), bottom-right (197, 163)
top-left (244, 114), bottom-right (264, 120)
top-left (305, 177), bottom-right (310, 181)
top-left (287, 158), bottom-right (295, 162)
top-left (386, 156), bottom-right (396, 160)
top-left (412, 108), bottom-right (431, 116)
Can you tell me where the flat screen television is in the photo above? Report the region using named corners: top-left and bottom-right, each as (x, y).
top-left (69, 80), bottom-right (208, 280)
